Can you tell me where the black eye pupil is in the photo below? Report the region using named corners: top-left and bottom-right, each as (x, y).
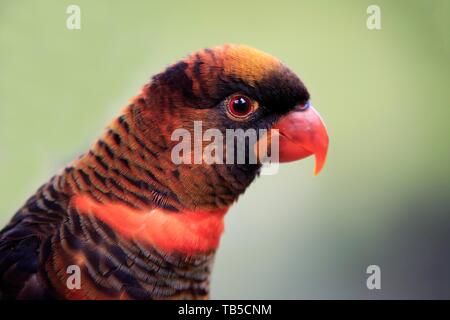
top-left (232, 97), bottom-right (249, 114)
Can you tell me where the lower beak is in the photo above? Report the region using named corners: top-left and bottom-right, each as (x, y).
top-left (272, 105), bottom-right (329, 175)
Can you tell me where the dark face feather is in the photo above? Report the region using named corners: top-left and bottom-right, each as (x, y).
top-left (147, 44), bottom-right (310, 130)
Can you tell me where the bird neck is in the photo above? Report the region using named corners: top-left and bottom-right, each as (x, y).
top-left (62, 93), bottom-right (258, 212)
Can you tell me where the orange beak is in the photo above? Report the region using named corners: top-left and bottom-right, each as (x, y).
top-left (272, 104), bottom-right (329, 175)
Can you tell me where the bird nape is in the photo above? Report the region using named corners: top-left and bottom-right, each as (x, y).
top-left (0, 44), bottom-right (328, 300)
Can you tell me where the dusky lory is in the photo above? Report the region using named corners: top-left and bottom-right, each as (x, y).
top-left (0, 44), bottom-right (328, 299)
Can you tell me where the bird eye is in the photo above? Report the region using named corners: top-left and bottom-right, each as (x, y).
top-left (228, 95), bottom-right (254, 119)
top-left (298, 101), bottom-right (311, 111)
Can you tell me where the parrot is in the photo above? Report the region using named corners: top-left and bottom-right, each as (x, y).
top-left (0, 44), bottom-right (328, 299)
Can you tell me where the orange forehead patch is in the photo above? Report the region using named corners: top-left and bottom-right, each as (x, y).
top-left (220, 44), bottom-right (281, 84)
top-left (186, 44), bottom-right (281, 85)
top-left (72, 194), bottom-right (228, 255)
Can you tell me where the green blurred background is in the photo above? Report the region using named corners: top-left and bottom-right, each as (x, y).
top-left (1, 0), bottom-right (449, 298)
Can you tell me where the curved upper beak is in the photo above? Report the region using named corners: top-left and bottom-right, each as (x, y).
top-left (272, 104), bottom-right (329, 175)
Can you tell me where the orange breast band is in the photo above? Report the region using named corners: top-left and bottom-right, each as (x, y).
top-left (72, 194), bottom-right (228, 255)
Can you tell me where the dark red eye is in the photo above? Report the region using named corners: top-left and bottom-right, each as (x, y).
top-left (228, 96), bottom-right (253, 118)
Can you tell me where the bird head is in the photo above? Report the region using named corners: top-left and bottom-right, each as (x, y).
top-left (128, 44), bottom-right (328, 209)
